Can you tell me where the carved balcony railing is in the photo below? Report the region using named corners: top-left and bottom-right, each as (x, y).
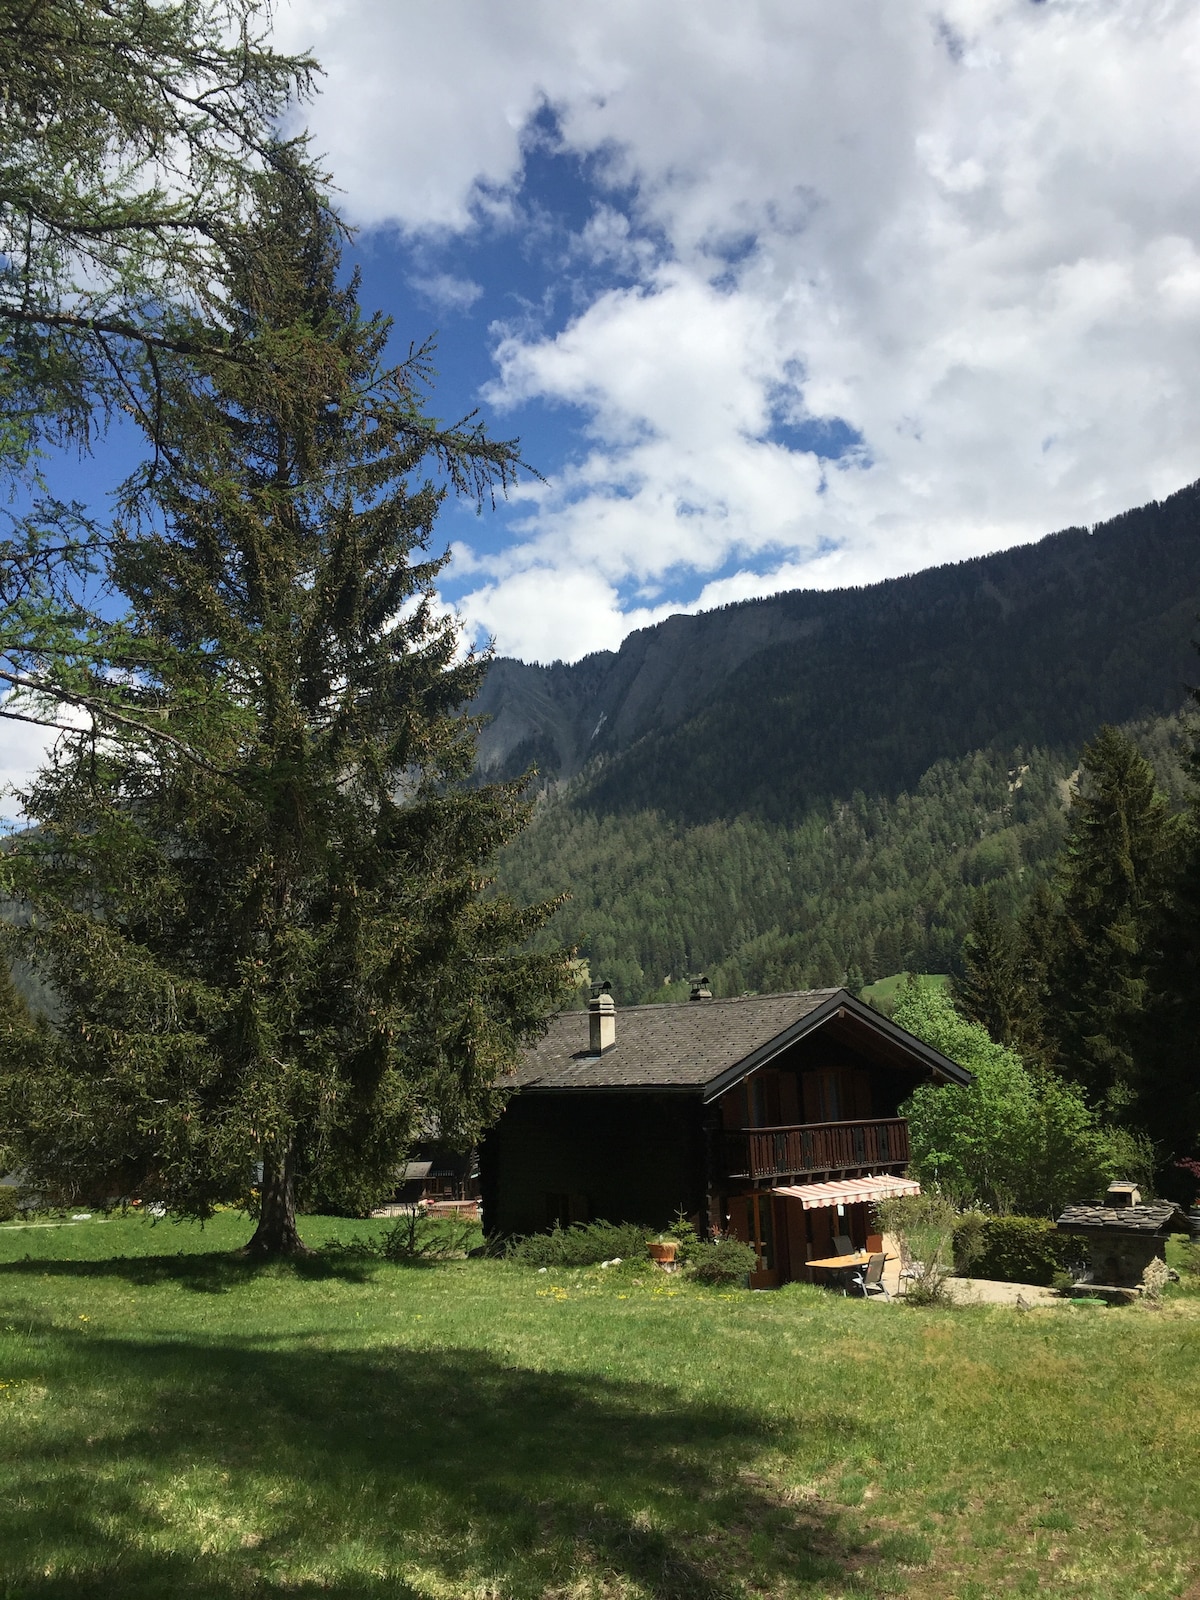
top-left (723, 1118), bottom-right (910, 1181)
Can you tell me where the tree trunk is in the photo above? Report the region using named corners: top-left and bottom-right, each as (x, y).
top-left (242, 1144), bottom-right (311, 1256)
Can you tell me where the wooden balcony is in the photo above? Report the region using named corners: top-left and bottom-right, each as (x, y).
top-left (723, 1118), bottom-right (910, 1182)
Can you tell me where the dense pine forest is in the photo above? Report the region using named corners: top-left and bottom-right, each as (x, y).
top-left (495, 711), bottom-right (1191, 1005)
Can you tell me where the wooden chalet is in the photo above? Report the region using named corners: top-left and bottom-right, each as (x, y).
top-left (478, 985), bottom-right (971, 1287)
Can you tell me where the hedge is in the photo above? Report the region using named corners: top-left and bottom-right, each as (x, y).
top-left (954, 1213), bottom-right (1084, 1286)
top-left (505, 1220), bottom-right (654, 1268)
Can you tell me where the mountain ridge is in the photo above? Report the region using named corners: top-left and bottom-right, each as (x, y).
top-left (475, 483), bottom-right (1200, 822)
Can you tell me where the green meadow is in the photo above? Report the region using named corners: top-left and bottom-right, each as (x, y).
top-left (858, 974), bottom-right (948, 1012)
top-left (0, 1212), bottom-right (1197, 1600)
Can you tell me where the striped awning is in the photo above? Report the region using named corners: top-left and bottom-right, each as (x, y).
top-left (771, 1175), bottom-right (921, 1210)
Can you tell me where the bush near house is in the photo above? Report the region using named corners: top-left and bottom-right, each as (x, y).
top-left (685, 1236), bottom-right (758, 1285)
top-left (955, 1213), bottom-right (1083, 1286)
top-left (505, 1219), bottom-right (653, 1268)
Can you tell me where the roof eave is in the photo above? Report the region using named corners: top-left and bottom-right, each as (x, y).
top-left (509, 1080), bottom-right (702, 1096)
top-left (699, 988), bottom-right (973, 1102)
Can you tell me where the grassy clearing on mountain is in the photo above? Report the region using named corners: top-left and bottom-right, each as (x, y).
top-left (858, 972), bottom-right (947, 1011)
top-left (1, 1214), bottom-right (1197, 1599)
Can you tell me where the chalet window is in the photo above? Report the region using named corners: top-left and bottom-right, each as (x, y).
top-left (802, 1069), bottom-right (841, 1122)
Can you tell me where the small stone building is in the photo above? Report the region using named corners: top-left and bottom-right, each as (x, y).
top-left (1056, 1183), bottom-right (1192, 1288)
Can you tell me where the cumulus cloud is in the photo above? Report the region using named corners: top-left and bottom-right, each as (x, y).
top-left (275, 0), bottom-right (1200, 661)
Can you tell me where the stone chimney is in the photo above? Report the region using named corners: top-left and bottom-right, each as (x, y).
top-left (1105, 1181), bottom-right (1141, 1208)
top-left (689, 975), bottom-right (712, 1001)
top-left (589, 981), bottom-right (615, 1054)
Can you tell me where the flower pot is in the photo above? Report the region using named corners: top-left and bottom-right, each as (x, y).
top-left (647, 1240), bottom-right (679, 1264)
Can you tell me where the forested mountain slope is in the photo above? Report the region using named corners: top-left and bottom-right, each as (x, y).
top-left (477, 482), bottom-right (1200, 823)
top-left (495, 713), bottom-right (1189, 1004)
top-left (483, 483), bottom-right (1200, 1006)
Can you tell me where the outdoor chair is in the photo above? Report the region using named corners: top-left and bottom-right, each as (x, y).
top-left (849, 1252), bottom-right (890, 1299)
top-left (833, 1234), bottom-right (856, 1256)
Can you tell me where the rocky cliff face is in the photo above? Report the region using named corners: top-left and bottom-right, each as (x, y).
top-left (472, 600), bottom-right (821, 783)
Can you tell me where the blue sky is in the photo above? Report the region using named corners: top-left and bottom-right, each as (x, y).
top-left (19, 0), bottom-right (1200, 696)
top-left (269, 0), bottom-right (1200, 667)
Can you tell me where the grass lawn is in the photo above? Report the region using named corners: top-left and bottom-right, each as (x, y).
top-left (1, 1212), bottom-right (1198, 1599)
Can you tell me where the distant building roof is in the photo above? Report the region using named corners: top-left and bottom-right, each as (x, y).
top-left (510, 987), bottom-right (972, 1097)
top-left (1056, 1203), bottom-right (1191, 1235)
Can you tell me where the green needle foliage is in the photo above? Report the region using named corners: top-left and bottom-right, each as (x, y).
top-left (0, 166), bottom-right (573, 1252)
top-left (1142, 700), bottom-right (1200, 1174)
top-left (1042, 725), bottom-right (1183, 1113)
top-left (0, 0), bottom-right (316, 467)
top-left (951, 887), bottom-right (1031, 1050)
top-left (0, 0), bottom-right (318, 751)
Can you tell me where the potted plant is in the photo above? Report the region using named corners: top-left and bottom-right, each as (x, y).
top-left (646, 1233), bottom-right (679, 1264)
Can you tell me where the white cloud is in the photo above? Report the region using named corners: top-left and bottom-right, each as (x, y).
top-left (409, 272), bottom-right (483, 313)
top-left (276, 0), bottom-right (1200, 661)
top-left (0, 705), bottom-right (65, 823)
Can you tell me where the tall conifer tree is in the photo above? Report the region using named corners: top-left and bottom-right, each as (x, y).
top-left (0, 2), bottom-right (317, 753)
top-left (1041, 725), bottom-right (1181, 1112)
top-left (0, 0), bottom-right (314, 467)
top-left (1142, 702), bottom-right (1200, 1175)
top-left (951, 889), bottom-right (1026, 1048)
top-left (0, 164), bottom-right (572, 1252)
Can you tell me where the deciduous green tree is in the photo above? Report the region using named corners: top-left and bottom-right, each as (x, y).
top-left (894, 981), bottom-right (1150, 1215)
top-left (0, 166), bottom-right (572, 1252)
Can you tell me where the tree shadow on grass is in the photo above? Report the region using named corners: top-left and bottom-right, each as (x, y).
top-left (0, 1247), bottom-right (379, 1292)
top-left (0, 1313), bottom-right (898, 1600)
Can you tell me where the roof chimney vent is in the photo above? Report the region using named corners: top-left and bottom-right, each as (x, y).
top-left (1105, 1181), bottom-right (1141, 1208)
top-left (589, 981), bottom-right (615, 1054)
top-left (689, 975), bottom-right (712, 1001)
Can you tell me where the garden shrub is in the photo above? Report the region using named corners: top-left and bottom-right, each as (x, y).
top-left (375, 1214), bottom-right (482, 1261)
top-left (505, 1219), bottom-right (652, 1268)
top-left (0, 1187), bottom-right (42, 1221)
top-left (685, 1236), bottom-right (757, 1285)
top-left (955, 1214), bottom-right (1082, 1286)
top-left (1140, 1256), bottom-right (1170, 1302)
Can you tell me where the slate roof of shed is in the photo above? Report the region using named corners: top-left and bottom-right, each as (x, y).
top-left (509, 987), bottom-right (972, 1096)
top-left (1056, 1203), bottom-right (1192, 1235)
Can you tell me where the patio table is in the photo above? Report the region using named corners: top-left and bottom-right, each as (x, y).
top-left (806, 1250), bottom-right (871, 1293)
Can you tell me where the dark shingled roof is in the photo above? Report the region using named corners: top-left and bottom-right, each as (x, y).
top-left (1056, 1203), bottom-right (1191, 1235)
top-left (509, 987), bottom-right (971, 1095)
